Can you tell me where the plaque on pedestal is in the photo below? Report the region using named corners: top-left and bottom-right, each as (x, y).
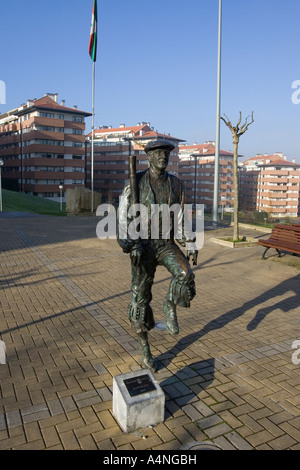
top-left (113, 369), bottom-right (165, 433)
top-left (0, 341), bottom-right (6, 365)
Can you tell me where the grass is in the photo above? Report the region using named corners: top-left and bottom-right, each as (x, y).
top-left (2, 189), bottom-right (66, 216)
top-left (222, 236), bottom-right (247, 243)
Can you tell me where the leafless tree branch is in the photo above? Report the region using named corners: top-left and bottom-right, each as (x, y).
top-left (238, 111), bottom-right (254, 137)
top-left (219, 110), bottom-right (254, 241)
top-left (220, 114), bottom-right (233, 130)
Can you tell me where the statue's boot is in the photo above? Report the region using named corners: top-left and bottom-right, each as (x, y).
top-left (163, 300), bottom-right (179, 336)
top-left (138, 332), bottom-right (157, 372)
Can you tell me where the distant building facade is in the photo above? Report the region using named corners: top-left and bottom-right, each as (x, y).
top-left (0, 93), bottom-right (91, 200)
top-left (85, 123), bottom-right (184, 204)
top-left (239, 153), bottom-right (300, 217)
top-left (178, 142), bottom-right (234, 212)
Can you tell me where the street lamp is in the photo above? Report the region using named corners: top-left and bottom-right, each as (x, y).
top-left (123, 137), bottom-right (132, 156)
top-left (213, 0), bottom-right (223, 227)
top-left (0, 159), bottom-right (4, 212)
top-left (221, 195), bottom-right (226, 220)
top-left (193, 154), bottom-right (197, 212)
top-left (59, 184), bottom-right (64, 211)
top-left (123, 137), bottom-right (138, 206)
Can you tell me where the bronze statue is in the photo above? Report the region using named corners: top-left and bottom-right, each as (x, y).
top-left (117, 139), bottom-right (198, 372)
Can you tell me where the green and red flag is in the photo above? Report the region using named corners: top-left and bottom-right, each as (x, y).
top-left (89, 0), bottom-right (98, 62)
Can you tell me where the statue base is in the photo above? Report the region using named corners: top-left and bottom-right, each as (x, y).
top-left (112, 369), bottom-right (165, 433)
top-left (0, 341), bottom-right (6, 364)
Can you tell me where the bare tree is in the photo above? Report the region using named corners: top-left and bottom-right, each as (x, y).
top-left (220, 111), bottom-right (254, 241)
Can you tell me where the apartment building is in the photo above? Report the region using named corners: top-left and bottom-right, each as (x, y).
top-left (85, 123), bottom-right (184, 204)
top-left (179, 142), bottom-right (234, 211)
top-left (0, 93), bottom-right (91, 199)
top-left (239, 153), bottom-right (300, 217)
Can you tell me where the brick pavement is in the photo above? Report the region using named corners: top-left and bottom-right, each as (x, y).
top-left (0, 213), bottom-right (300, 450)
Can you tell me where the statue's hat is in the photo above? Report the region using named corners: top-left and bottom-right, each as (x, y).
top-left (144, 139), bottom-right (175, 154)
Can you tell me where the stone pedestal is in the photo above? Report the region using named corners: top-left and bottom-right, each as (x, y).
top-left (113, 369), bottom-right (165, 433)
top-left (0, 341), bottom-right (6, 364)
top-left (66, 187), bottom-right (101, 214)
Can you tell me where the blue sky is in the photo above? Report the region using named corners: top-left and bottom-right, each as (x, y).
top-left (1, 0), bottom-right (300, 161)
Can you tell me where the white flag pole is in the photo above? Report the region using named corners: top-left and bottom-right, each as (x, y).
top-left (213, 0), bottom-right (222, 227)
top-left (91, 60), bottom-right (95, 213)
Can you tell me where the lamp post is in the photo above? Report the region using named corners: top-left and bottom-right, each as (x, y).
top-left (123, 137), bottom-right (138, 206)
top-left (0, 159), bottom-right (3, 212)
top-left (221, 195), bottom-right (226, 220)
top-left (194, 154), bottom-right (197, 212)
top-left (213, 0), bottom-right (222, 227)
top-left (123, 137), bottom-right (132, 157)
top-left (59, 184), bottom-right (63, 211)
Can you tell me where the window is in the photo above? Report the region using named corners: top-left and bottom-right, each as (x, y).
top-left (41, 153), bottom-right (54, 158)
top-left (40, 112), bottom-right (54, 118)
top-left (39, 166), bottom-right (64, 172)
top-left (37, 139), bottom-right (64, 146)
top-left (37, 125), bottom-right (55, 132)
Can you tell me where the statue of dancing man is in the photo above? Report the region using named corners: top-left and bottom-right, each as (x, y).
top-left (117, 139), bottom-right (198, 372)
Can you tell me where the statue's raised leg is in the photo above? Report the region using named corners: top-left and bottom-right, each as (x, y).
top-left (163, 300), bottom-right (179, 335)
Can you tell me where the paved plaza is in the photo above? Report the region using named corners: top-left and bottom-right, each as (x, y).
top-left (0, 212), bottom-right (300, 450)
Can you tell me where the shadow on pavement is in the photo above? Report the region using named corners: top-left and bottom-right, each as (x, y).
top-left (161, 273), bottom-right (300, 367)
top-left (160, 359), bottom-right (215, 417)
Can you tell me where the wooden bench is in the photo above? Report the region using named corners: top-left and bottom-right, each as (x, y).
top-left (258, 223), bottom-right (300, 259)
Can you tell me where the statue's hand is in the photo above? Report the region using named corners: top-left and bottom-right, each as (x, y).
top-left (130, 246), bottom-right (143, 267)
top-left (187, 250), bottom-right (198, 266)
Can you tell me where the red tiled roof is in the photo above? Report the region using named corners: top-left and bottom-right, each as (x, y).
top-left (243, 154), bottom-right (300, 167)
top-left (262, 159), bottom-right (300, 167)
top-left (16, 96), bottom-right (91, 116)
top-left (90, 124), bottom-right (150, 138)
top-left (93, 124), bottom-right (148, 134)
top-left (89, 125), bottom-right (184, 142)
top-left (34, 96), bottom-right (91, 116)
top-left (179, 143), bottom-right (233, 156)
top-left (244, 154), bottom-right (285, 163)
top-left (180, 143), bottom-right (214, 150)
top-left (138, 130), bottom-right (183, 142)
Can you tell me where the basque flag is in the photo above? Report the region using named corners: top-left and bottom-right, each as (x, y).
top-left (89, 0), bottom-right (97, 62)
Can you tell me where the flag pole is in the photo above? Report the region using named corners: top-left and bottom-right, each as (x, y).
top-left (213, 0), bottom-right (222, 227)
top-left (89, 0), bottom-right (97, 213)
top-left (91, 60), bottom-right (95, 213)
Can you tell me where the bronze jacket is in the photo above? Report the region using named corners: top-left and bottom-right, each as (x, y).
top-left (117, 169), bottom-right (195, 253)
